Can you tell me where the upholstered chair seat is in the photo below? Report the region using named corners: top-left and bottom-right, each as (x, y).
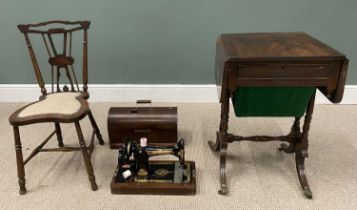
top-left (9, 92), bottom-right (90, 125)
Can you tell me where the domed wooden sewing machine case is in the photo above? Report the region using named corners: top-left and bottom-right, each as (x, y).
top-left (107, 100), bottom-right (178, 149)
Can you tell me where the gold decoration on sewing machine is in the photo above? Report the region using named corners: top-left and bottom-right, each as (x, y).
top-left (155, 168), bottom-right (171, 177)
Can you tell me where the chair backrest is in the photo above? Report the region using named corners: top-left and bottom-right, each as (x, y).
top-left (17, 20), bottom-right (91, 95)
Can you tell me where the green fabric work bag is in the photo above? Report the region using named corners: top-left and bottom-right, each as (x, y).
top-left (232, 87), bottom-right (316, 117)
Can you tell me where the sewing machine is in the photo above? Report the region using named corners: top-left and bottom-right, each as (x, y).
top-left (111, 138), bottom-right (196, 195)
top-left (117, 138), bottom-right (185, 182)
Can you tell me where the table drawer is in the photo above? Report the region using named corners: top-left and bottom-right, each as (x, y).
top-left (237, 63), bottom-right (334, 79)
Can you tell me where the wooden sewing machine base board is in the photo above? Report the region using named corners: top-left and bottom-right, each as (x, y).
top-left (111, 160), bottom-right (196, 195)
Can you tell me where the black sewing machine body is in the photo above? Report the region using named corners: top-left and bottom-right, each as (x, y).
top-left (116, 139), bottom-right (185, 183)
top-left (111, 138), bottom-right (196, 195)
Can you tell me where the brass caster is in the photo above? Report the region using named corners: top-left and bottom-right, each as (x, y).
top-left (278, 143), bottom-right (295, 153)
top-left (218, 185), bottom-right (228, 195)
top-left (91, 183), bottom-right (98, 191)
top-left (19, 187), bottom-right (27, 195)
top-left (303, 187), bottom-right (312, 199)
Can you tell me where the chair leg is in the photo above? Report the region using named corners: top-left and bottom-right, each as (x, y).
top-left (87, 110), bottom-right (104, 145)
top-left (13, 126), bottom-right (27, 195)
top-left (74, 121), bottom-right (98, 191)
top-left (54, 122), bottom-right (64, 148)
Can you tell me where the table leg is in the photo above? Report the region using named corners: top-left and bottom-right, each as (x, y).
top-left (208, 90), bottom-right (230, 152)
top-left (295, 91), bottom-right (315, 199)
top-left (218, 132), bottom-right (228, 195)
top-left (208, 132), bottom-right (220, 152)
top-left (212, 89), bottom-right (230, 195)
top-left (278, 117), bottom-right (301, 153)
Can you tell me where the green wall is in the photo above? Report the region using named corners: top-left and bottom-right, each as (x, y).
top-left (0, 0), bottom-right (356, 84)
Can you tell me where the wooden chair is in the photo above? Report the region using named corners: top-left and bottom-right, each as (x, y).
top-left (9, 20), bottom-right (104, 195)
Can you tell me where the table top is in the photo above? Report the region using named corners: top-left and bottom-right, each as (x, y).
top-left (218, 32), bottom-right (346, 62)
